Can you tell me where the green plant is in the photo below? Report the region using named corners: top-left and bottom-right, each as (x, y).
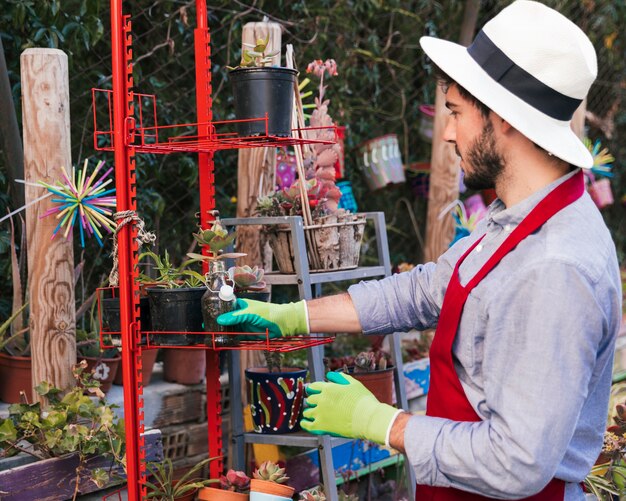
top-left (253, 460), bottom-right (289, 484)
top-left (0, 361), bottom-right (125, 501)
top-left (220, 468), bottom-right (250, 492)
top-left (0, 302), bottom-right (29, 355)
top-left (145, 456), bottom-right (219, 500)
top-left (353, 350), bottom-right (388, 373)
top-left (228, 34), bottom-right (279, 69)
top-left (138, 250), bottom-right (197, 289)
top-left (256, 178), bottom-right (325, 219)
top-left (298, 486), bottom-right (326, 501)
top-left (187, 212), bottom-right (245, 263)
top-left (227, 265), bottom-right (266, 292)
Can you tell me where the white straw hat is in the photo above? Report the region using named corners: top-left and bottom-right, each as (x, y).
top-left (419, 0), bottom-right (597, 168)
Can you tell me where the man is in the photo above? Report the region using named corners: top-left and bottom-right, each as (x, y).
top-left (218, 1), bottom-right (622, 498)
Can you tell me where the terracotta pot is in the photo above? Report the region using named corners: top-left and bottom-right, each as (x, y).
top-left (250, 479), bottom-right (295, 498)
top-left (113, 348), bottom-right (159, 386)
top-left (79, 356), bottom-right (121, 393)
top-left (245, 367), bottom-right (307, 434)
top-left (197, 486), bottom-right (249, 500)
top-left (163, 349), bottom-right (206, 385)
top-left (349, 366), bottom-right (395, 405)
top-left (0, 353), bottom-right (32, 403)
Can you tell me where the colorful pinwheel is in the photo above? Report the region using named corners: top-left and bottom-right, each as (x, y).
top-left (584, 137), bottom-right (614, 178)
top-left (38, 159), bottom-right (116, 247)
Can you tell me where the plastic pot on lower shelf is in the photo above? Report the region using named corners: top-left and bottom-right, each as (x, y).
top-left (101, 295), bottom-right (152, 342)
top-left (245, 367), bottom-right (307, 434)
top-left (146, 287), bottom-right (205, 346)
top-left (250, 479), bottom-right (295, 500)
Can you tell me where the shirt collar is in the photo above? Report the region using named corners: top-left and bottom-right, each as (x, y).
top-left (487, 169), bottom-right (581, 227)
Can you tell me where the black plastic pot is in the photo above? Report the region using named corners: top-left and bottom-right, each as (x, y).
top-left (146, 287), bottom-right (206, 346)
top-left (102, 296), bottom-right (151, 333)
top-left (230, 67), bottom-right (298, 137)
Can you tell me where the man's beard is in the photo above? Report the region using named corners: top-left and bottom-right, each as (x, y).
top-left (462, 120), bottom-right (505, 190)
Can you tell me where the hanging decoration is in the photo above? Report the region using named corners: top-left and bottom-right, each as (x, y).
top-left (38, 159), bottom-right (116, 247)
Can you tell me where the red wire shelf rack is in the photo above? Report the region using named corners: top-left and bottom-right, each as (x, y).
top-left (97, 287), bottom-right (334, 352)
top-left (92, 88), bottom-right (337, 154)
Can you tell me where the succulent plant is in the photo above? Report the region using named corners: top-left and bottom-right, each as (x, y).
top-left (228, 34), bottom-right (279, 69)
top-left (220, 469), bottom-right (250, 493)
top-left (228, 265), bottom-right (266, 292)
top-left (299, 486), bottom-right (326, 500)
top-left (187, 211), bottom-right (246, 262)
top-left (353, 350), bottom-right (388, 373)
top-left (253, 460), bottom-right (289, 484)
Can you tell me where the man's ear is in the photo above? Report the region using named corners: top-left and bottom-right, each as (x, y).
top-left (491, 111), bottom-right (513, 134)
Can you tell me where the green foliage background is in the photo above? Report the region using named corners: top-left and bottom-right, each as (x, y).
top-left (0, 0), bottom-right (624, 316)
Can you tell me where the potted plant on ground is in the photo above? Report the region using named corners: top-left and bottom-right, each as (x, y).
top-left (197, 468), bottom-right (250, 500)
top-left (76, 327), bottom-right (121, 394)
top-left (229, 35), bottom-right (297, 137)
top-left (0, 361), bottom-right (126, 501)
top-left (249, 460), bottom-right (294, 500)
top-left (145, 456), bottom-right (219, 501)
top-left (0, 303), bottom-right (30, 404)
top-left (246, 352), bottom-right (307, 434)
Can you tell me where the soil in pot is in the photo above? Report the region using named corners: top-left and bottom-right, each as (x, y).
top-left (163, 349), bottom-right (206, 385)
top-left (245, 367), bottom-right (307, 434)
top-left (250, 479), bottom-right (295, 499)
top-left (349, 365), bottom-right (395, 405)
top-left (113, 348), bottom-right (159, 386)
top-left (147, 287), bottom-right (205, 346)
top-left (197, 486), bottom-right (249, 500)
top-left (79, 356), bottom-right (121, 393)
top-left (0, 353), bottom-right (32, 403)
top-left (230, 67), bottom-right (297, 137)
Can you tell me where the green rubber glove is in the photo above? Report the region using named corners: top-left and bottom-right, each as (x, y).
top-left (216, 298), bottom-right (309, 338)
top-left (301, 372), bottom-right (401, 446)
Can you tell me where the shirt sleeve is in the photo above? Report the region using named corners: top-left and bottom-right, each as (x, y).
top-left (347, 236), bottom-right (477, 334)
top-left (403, 258), bottom-right (613, 498)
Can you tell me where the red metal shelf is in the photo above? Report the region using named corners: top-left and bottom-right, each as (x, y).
top-left (92, 88), bottom-right (336, 154)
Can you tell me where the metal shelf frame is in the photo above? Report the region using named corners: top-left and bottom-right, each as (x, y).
top-left (222, 214), bottom-right (416, 501)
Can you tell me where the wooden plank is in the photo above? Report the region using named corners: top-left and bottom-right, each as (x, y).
top-left (0, 429), bottom-right (161, 500)
top-left (423, 1), bottom-right (480, 262)
top-left (21, 48), bottom-right (76, 403)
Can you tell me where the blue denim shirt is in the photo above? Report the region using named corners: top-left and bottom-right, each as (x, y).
top-left (348, 170), bottom-right (622, 499)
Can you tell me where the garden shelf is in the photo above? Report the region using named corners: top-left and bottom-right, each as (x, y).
top-left (92, 88), bottom-right (337, 154)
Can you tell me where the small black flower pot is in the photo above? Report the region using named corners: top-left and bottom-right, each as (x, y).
top-left (229, 67), bottom-right (298, 137)
top-left (146, 287), bottom-right (205, 346)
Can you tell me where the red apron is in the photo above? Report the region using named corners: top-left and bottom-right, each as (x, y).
top-left (416, 170), bottom-right (584, 500)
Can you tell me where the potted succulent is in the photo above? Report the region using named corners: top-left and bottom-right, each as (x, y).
top-left (246, 351), bottom-right (307, 434)
top-left (145, 456), bottom-right (219, 501)
top-left (298, 486), bottom-right (326, 500)
top-left (229, 34), bottom-right (297, 137)
top-left (250, 460), bottom-right (295, 500)
top-left (197, 468), bottom-right (250, 500)
top-left (227, 265), bottom-right (268, 302)
top-left (341, 350), bottom-right (394, 405)
top-left (0, 362), bottom-right (126, 500)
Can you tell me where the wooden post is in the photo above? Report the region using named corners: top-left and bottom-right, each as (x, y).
top-left (21, 49), bottom-right (76, 403)
top-left (236, 21), bottom-right (282, 407)
top-left (423, 0), bottom-right (481, 263)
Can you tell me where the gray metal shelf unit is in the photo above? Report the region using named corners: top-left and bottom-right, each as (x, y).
top-left (222, 212), bottom-right (416, 501)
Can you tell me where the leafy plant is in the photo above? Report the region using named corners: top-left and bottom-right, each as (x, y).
top-left (145, 456), bottom-right (219, 500)
top-left (227, 265), bottom-right (266, 292)
top-left (256, 178), bottom-right (326, 219)
top-left (138, 250), bottom-right (197, 289)
top-left (187, 212), bottom-right (246, 263)
top-left (0, 361), bottom-right (125, 501)
top-left (220, 468), bottom-right (250, 493)
top-left (253, 460), bottom-right (289, 484)
top-left (0, 302), bottom-right (29, 355)
top-left (353, 350), bottom-right (389, 373)
top-left (299, 485), bottom-right (326, 501)
top-left (228, 34), bottom-right (279, 69)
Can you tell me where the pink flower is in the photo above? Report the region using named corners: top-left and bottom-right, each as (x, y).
top-left (306, 58), bottom-right (338, 78)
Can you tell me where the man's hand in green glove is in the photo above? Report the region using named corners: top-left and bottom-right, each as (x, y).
top-left (301, 372), bottom-right (402, 446)
top-left (216, 298), bottom-right (309, 338)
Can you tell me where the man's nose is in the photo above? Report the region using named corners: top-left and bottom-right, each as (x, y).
top-left (442, 115), bottom-right (456, 144)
